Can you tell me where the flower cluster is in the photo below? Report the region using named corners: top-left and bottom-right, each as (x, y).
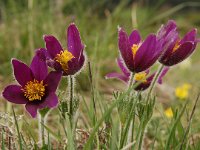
top-left (106, 20), bottom-right (199, 91)
top-left (2, 20), bottom-right (199, 118)
top-left (2, 23), bottom-right (85, 118)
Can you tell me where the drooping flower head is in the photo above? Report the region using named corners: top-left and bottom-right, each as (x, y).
top-left (43, 23), bottom-right (85, 76)
top-left (105, 58), bottom-right (169, 91)
top-left (158, 20), bottom-right (199, 66)
top-left (2, 49), bottom-right (62, 118)
top-left (118, 27), bottom-right (162, 73)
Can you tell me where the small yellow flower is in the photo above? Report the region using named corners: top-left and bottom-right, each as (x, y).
top-left (175, 83), bottom-right (191, 100)
top-left (164, 107), bottom-right (173, 118)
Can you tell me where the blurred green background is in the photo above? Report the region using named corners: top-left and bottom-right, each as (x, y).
top-left (0, 0), bottom-right (200, 99)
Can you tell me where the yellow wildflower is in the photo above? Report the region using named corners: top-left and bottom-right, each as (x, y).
top-left (175, 83), bottom-right (191, 100)
top-left (164, 107), bottom-right (173, 118)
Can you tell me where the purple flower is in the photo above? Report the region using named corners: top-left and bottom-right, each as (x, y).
top-left (158, 20), bottom-right (199, 66)
top-left (43, 23), bottom-right (85, 76)
top-left (106, 58), bottom-right (169, 91)
top-left (2, 50), bottom-right (62, 118)
top-left (118, 27), bottom-right (162, 73)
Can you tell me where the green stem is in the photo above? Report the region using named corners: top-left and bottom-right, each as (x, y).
top-left (138, 129), bottom-right (145, 150)
top-left (39, 113), bottom-right (45, 146)
top-left (69, 75), bottom-right (74, 125)
top-left (131, 114), bottom-right (135, 149)
top-left (138, 64), bottom-right (164, 150)
top-left (128, 72), bottom-right (135, 89)
top-left (146, 64), bottom-right (164, 103)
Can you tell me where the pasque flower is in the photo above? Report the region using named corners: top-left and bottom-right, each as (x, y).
top-left (118, 27), bottom-right (162, 73)
top-left (157, 20), bottom-right (199, 66)
top-left (105, 58), bottom-right (169, 91)
top-left (2, 50), bottom-right (62, 118)
top-left (43, 23), bottom-right (85, 76)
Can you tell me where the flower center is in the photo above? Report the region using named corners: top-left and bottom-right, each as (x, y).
top-left (172, 41), bottom-right (180, 52)
top-left (55, 50), bottom-right (74, 72)
top-left (22, 79), bottom-right (46, 101)
top-left (134, 72), bottom-right (147, 83)
top-left (131, 44), bottom-right (140, 56)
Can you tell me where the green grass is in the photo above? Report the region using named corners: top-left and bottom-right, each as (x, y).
top-left (1, 0), bottom-right (200, 149)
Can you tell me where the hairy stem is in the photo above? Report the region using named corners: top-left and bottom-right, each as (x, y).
top-left (69, 75), bottom-right (74, 125)
top-left (38, 113), bottom-right (45, 146)
top-left (146, 64), bottom-right (164, 103)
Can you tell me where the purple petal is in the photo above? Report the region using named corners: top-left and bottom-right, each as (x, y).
top-left (2, 85), bottom-right (27, 104)
top-left (64, 54), bottom-right (85, 76)
top-left (157, 20), bottom-right (177, 40)
top-left (39, 93), bottom-right (58, 109)
top-left (43, 35), bottom-right (63, 58)
top-left (118, 27), bottom-right (134, 72)
top-left (164, 41), bottom-right (194, 66)
top-left (180, 29), bottom-right (197, 44)
top-left (67, 23), bottom-right (84, 58)
top-left (25, 103), bottom-right (38, 118)
top-left (117, 58), bottom-right (130, 76)
top-left (134, 82), bottom-right (151, 91)
top-left (158, 67), bottom-right (169, 84)
top-left (134, 34), bottom-right (157, 72)
top-left (159, 30), bottom-right (179, 63)
top-left (30, 49), bottom-right (48, 81)
top-left (129, 30), bottom-right (141, 45)
top-left (36, 48), bottom-right (49, 61)
top-left (105, 72), bottom-right (129, 83)
top-left (12, 59), bottom-right (34, 86)
top-left (44, 71), bottom-right (62, 93)
top-left (196, 38), bottom-right (200, 42)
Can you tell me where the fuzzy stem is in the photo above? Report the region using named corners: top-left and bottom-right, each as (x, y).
top-left (128, 72), bottom-right (135, 89)
top-left (38, 113), bottom-right (45, 147)
top-left (138, 129), bottom-right (145, 150)
top-left (69, 75), bottom-right (74, 124)
top-left (138, 64), bottom-right (164, 150)
top-left (146, 64), bottom-right (164, 102)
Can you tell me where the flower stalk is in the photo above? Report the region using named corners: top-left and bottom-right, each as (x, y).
top-left (38, 113), bottom-right (46, 146)
top-left (69, 75), bottom-right (74, 124)
top-left (146, 64), bottom-right (164, 102)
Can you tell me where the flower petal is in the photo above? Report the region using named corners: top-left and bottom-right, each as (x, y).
top-left (44, 71), bottom-right (62, 93)
top-left (12, 59), bottom-right (34, 86)
top-left (64, 54), bottom-right (85, 76)
top-left (25, 103), bottom-right (38, 118)
top-left (180, 29), bottom-right (197, 44)
top-left (67, 23), bottom-right (84, 58)
top-left (134, 34), bottom-right (157, 72)
top-left (118, 27), bottom-right (134, 71)
top-left (2, 85), bottom-right (27, 104)
top-left (117, 58), bottom-right (130, 76)
top-left (157, 20), bottom-right (177, 40)
top-left (105, 72), bottom-right (129, 83)
top-left (165, 41), bottom-right (195, 66)
top-left (129, 30), bottom-right (141, 45)
top-left (30, 49), bottom-right (48, 81)
top-left (159, 30), bottom-right (179, 63)
top-left (134, 82), bottom-right (151, 91)
top-left (39, 93), bottom-right (58, 109)
top-left (36, 48), bottom-right (49, 61)
top-left (43, 35), bottom-right (63, 58)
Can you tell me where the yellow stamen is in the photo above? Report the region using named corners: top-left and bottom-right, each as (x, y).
top-left (172, 41), bottom-right (180, 52)
top-left (134, 72), bottom-right (147, 83)
top-left (22, 79), bottom-right (46, 101)
top-left (55, 50), bottom-right (74, 72)
top-left (165, 107), bottom-right (173, 118)
top-left (131, 44), bottom-right (140, 56)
